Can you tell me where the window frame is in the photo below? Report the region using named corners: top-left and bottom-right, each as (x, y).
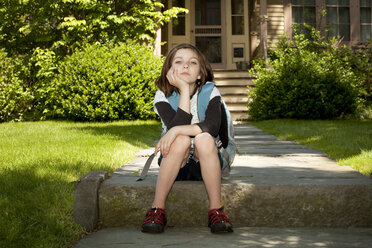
top-left (171, 0), bottom-right (186, 36)
top-left (231, 0), bottom-right (245, 35)
top-left (284, 0), bottom-right (362, 45)
top-left (290, 0), bottom-right (317, 38)
top-left (360, 1), bottom-right (372, 41)
top-left (326, 0), bottom-right (350, 41)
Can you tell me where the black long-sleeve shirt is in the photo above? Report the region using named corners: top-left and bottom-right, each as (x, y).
top-left (154, 87), bottom-right (222, 137)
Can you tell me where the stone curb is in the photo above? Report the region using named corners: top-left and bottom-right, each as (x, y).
top-left (73, 171), bottom-right (109, 231)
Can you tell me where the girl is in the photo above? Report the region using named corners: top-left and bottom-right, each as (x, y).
top-left (141, 43), bottom-right (233, 234)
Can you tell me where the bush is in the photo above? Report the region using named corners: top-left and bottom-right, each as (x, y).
top-left (0, 50), bottom-right (33, 122)
top-left (248, 27), bottom-right (359, 120)
top-left (29, 48), bottom-right (58, 120)
top-left (48, 42), bottom-right (162, 121)
top-left (334, 42), bottom-right (372, 105)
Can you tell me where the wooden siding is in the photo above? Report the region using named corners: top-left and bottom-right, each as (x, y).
top-left (267, 0), bottom-right (285, 47)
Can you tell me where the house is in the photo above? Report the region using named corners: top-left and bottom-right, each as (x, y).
top-left (157, 0), bottom-right (371, 69)
top-left (155, 0), bottom-right (372, 121)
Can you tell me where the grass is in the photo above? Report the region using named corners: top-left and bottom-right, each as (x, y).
top-left (248, 119), bottom-right (372, 177)
top-left (0, 120), bottom-right (160, 248)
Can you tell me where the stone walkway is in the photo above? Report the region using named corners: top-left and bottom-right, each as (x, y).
top-left (74, 124), bottom-right (372, 248)
top-left (234, 124), bottom-right (325, 155)
top-left (75, 227), bottom-right (372, 248)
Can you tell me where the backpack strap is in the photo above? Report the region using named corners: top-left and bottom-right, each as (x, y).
top-left (167, 91), bottom-right (180, 111)
top-left (136, 153), bottom-right (156, 181)
top-left (197, 82), bottom-right (215, 122)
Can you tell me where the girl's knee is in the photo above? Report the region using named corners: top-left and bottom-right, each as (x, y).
top-left (171, 135), bottom-right (191, 153)
top-left (194, 133), bottom-right (215, 153)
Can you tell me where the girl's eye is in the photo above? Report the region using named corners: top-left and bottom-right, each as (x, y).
top-left (174, 61), bottom-right (182, 64)
top-left (191, 61), bottom-right (198, 65)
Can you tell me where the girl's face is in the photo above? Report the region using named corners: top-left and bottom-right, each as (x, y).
top-left (171, 48), bottom-right (201, 84)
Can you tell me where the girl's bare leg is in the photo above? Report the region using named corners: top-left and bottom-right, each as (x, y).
top-left (153, 135), bottom-right (190, 209)
top-left (194, 133), bottom-right (221, 209)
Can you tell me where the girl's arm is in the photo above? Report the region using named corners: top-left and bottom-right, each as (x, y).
top-left (167, 67), bottom-right (191, 113)
top-left (155, 124), bottom-right (202, 157)
top-left (155, 101), bottom-right (192, 129)
top-left (154, 67), bottom-right (195, 130)
top-left (156, 94), bottom-right (223, 157)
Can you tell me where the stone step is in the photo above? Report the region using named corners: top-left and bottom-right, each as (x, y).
top-left (225, 104), bottom-right (248, 112)
top-left (218, 87), bottom-right (248, 95)
top-left (230, 111), bottom-right (248, 122)
top-left (215, 78), bottom-right (254, 86)
top-left (214, 70), bottom-right (252, 78)
top-left (83, 125), bottom-right (372, 230)
top-left (221, 95), bottom-right (249, 103)
top-left (98, 155), bottom-right (372, 228)
top-left (213, 70), bottom-right (252, 122)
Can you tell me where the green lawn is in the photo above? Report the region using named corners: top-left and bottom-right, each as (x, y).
top-left (0, 120), bottom-right (160, 248)
top-left (248, 119), bottom-right (372, 177)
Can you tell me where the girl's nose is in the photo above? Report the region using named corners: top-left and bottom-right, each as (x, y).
top-left (183, 62), bottom-right (189, 68)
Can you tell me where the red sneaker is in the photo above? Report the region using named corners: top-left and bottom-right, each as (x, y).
top-left (208, 207), bottom-right (233, 233)
top-left (141, 208), bottom-right (167, 233)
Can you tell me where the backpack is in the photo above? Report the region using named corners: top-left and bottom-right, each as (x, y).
top-left (137, 82), bottom-right (236, 181)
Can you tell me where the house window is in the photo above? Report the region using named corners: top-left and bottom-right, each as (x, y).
top-left (291, 0), bottom-right (316, 37)
top-left (195, 0), bottom-right (221, 26)
top-left (232, 0), bottom-right (244, 35)
top-left (361, 0), bottom-right (372, 41)
top-left (326, 0), bottom-right (350, 41)
top-left (172, 0), bottom-right (185, 36)
top-left (286, 0), bottom-right (371, 43)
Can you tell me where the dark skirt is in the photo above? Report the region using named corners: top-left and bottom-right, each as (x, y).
top-left (158, 152), bottom-right (223, 181)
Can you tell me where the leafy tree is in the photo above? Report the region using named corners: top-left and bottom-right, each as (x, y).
top-left (0, 0), bottom-right (187, 56)
top-left (0, 49), bottom-right (33, 122)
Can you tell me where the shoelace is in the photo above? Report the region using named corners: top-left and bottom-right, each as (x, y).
top-left (208, 208), bottom-right (232, 226)
top-left (143, 208), bottom-right (166, 225)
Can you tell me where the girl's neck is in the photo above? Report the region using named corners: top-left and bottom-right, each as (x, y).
top-left (189, 83), bottom-right (197, 96)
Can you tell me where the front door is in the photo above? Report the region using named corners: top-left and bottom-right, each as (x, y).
top-left (191, 0), bottom-right (226, 69)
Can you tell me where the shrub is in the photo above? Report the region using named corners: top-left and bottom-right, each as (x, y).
top-left (29, 48), bottom-right (58, 120)
top-left (334, 42), bottom-right (372, 105)
top-left (248, 27), bottom-right (359, 120)
top-left (48, 42), bottom-right (162, 121)
top-left (0, 50), bottom-right (33, 122)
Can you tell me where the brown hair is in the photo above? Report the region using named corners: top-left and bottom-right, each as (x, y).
top-left (155, 43), bottom-right (214, 97)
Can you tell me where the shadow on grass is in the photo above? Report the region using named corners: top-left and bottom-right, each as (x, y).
top-left (0, 121), bottom-right (164, 248)
top-left (67, 122), bottom-right (161, 147)
top-left (0, 160), bottom-right (93, 248)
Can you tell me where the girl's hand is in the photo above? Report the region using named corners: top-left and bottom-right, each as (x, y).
top-left (166, 67), bottom-right (189, 92)
top-left (155, 127), bottom-right (178, 158)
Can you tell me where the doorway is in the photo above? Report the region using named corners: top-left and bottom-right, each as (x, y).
top-left (191, 0), bottom-right (226, 69)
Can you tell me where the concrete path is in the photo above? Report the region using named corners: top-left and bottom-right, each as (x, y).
top-left (234, 125), bottom-right (325, 156)
top-left (75, 227), bottom-right (372, 248)
top-left (74, 124), bottom-right (372, 247)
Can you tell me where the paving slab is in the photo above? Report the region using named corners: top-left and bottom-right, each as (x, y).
top-left (98, 149), bottom-right (372, 228)
top-left (234, 124), bottom-right (326, 156)
top-left (97, 124), bottom-right (372, 228)
top-left (75, 227), bottom-right (372, 248)
top-left (73, 124), bottom-right (372, 247)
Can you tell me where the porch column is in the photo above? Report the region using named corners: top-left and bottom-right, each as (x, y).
top-left (259, 0), bottom-right (268, 63)
top-left (154, 1), bottom-right (162, 57)
top-left (154, 27), bottom-right (162, 57)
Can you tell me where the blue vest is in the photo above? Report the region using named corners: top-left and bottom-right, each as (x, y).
top-left (167, 82), bottom-right (215, 122)
top-left (166, 82), bottom-right (236, 176)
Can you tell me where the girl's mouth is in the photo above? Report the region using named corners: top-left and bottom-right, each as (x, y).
top-left (180, 72), bottom-right (190, 76)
